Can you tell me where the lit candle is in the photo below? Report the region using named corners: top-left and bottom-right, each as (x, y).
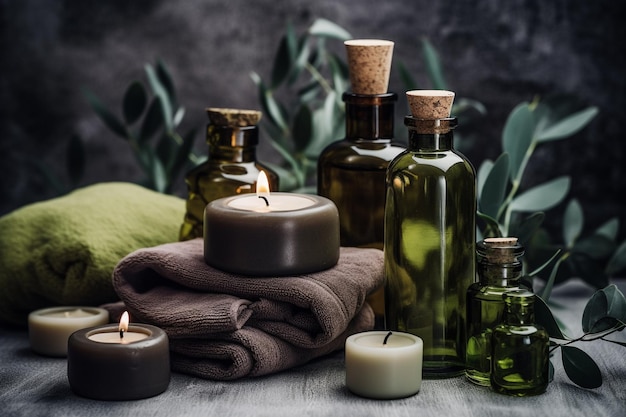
top-left (345, 331), bottom-right (423, 399)
top-left (67, 311), bottom-right (170, 400)
top-left (204, 171), bottom-right (340, 276)
top-left (28, 306), bottom-right (109, 357)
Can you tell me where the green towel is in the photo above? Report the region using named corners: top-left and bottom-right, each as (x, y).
top-left (0, 182), bottom-right (185, 327)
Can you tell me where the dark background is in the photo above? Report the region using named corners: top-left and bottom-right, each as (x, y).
top-left (1, 0), bottom-right (625, 242)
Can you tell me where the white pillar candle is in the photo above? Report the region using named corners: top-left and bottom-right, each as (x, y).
top-left (28, 306), bottom-right (109, 357)
top-left (345, 331), bottom-right (423, 399)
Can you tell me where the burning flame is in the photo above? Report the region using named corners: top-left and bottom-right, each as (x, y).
top-left (256, 171), bottom-right (271, 199)
top-left (119, 311), bottom-right (129, 333)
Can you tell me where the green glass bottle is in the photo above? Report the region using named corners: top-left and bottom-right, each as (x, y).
top-left (384, 90), bottom-right (476, 378)
top-left (466, 237), bottom-right (524, 386)
top-left (491, 289), bottom-right (549, 396)
top-left (318, 94), bottom-right (405, 327)
top-left (179, 108), bottom-right (279, 241)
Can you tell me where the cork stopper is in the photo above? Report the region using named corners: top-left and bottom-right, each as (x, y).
top-left (482, 237), bottom-right (520, 263)
top-left (206, 108), bottom-right (262, 127)
top-left (406, 90), bottom-right (455, 119)
top-left (344, 39), bottom-right (394, 95)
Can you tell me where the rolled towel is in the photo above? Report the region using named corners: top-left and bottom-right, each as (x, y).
top-left (108, 238), bottom-right (383, 379)
top-left (0, 182), bottom-right (185, 326)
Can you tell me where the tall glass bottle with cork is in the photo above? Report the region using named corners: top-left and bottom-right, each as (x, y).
top-left (466, 237), bottom-right (524, 385)
top-left (384, 90), bottom-right (476, 378)
top-left (179, 108), bottom-right (279, 241)
top-left (318, 40), bottom-right (405, 328)
top-left (491, 289), bottom-right (549, 396)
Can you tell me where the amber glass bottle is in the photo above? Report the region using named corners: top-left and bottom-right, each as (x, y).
top-left (384, 116), bottom-right (476, 378)
top-left (466, 237), bottom-right (524, 386)
top-left (318, 92), bottom-right (405, 326)
top-left (491, 290), bottom-right (549, 396)
top-left (179, 109), bottom-right (278, 241)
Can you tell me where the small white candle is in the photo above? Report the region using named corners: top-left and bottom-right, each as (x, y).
top-left (87, 311), bottom-right (148, 344)
top-left (28, 306), bottom-right (109, 357)
top-left (345, 331), bottom-right (423, 399)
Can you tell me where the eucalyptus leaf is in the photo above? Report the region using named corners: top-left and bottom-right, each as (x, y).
top-left (582, 284), bottom-right (626, 333)
top-left (536, 107), bottom-right (599, 143)
top-left (477, 159), bottom-right (493, 199)
top-left (292, 104), bottom-right (312, 152)
top-left (606, 240), bottom-right (626, 276)
top-left (308, 18), bottom-right (352, 40)
top-left (539, 252), bottom-right (567, 301)
top-left (479, 152), bottom-right (510, 219)
top-left (139, 98), bottom-right (164, 143)
top-left (510, 212), bottom-right (545, 245)
top-left (156, 59), bottom-right (177, 107)
top-left (572, 234), bottom-right (615, 260)
top-left (173, 107), bottom-right (185, 129)
top-left (297, 80), bottom-right (321, 103)
top-left (535, 294), bottom-right (567, 339)
top-left (271, 32), bottom-right (292, 88)
top-left (328, 53), bottom-right (349, 95)
top-left (563, 199), bottom-right (583, 248)
top-left (567, 252), bottom-right (610, 290)
top-left (476, 211), bottom-right (502, 238)
top-left (145, 64), bottom-right (173, 132)
top-left (288, 35), bottom-right (310, 86)
top-left (421, 38), bottom-right (447, 90)
top-left (509, 176), bottom-right (570, 212)
top-left (122, 81), bottom-right (147, 125)
top-left (595, 218), bottom-right (619, 241)
top-left (150, 155), bottom-right (168, 193)
top-left (502, 103), bottom-right (534, 182)
top-left (561, 345), bottom-right (602, 388)
top-left (83, 88), bottom-right (128, 139)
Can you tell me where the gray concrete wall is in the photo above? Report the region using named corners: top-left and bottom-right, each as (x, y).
top-left (1, 0), bottom-right (624, 241)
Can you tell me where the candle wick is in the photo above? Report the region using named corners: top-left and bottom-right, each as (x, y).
top-left (120, 329), bottom-right (125, 339)
top-left (383, 331), bottom-right (392, 345)
top-left (258, 196), bottom-right (269, 206)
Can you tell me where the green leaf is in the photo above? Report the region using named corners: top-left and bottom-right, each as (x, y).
top-left (595, 218), bottom-right (619, 241)
top-left (477, 211), bottom-right (502, 238)
top-left (567, 252), bottom-right (610, 289)
top-left (167, 128), bottom-right (197, 181)
top-left (145, 64), bottom-right (173, 132)
top-left (66, 134), bottom-right (85, 186)
top-left (308, 18), bottom-right (352, 40)
top-left (536, 107), bottom-right (599, 143)
top-left (479, 152), bottom-right (510, 219)
top-left (502, 103), bottom-right (534, 182)
top-left (572, 234), bottom-right (615, 260)
top-left (606, 240), bottom-right (626, 276)
top-left (509, 176), bottom-right (570, 212)
top-left (122, 81), bottom-right (147, 125)
top-left (328, 53), bottom-right (349, 95)
top-left (173, 107), bottom-right (185, 129)
top-left (527, 248), bottom-right (561, 277)
top-left (251, 72), bottom-right (288, 132)
top-left (561, 346), bottom-right (602, 388)
top-left (563, 199), bottom-right (583, 248)
top-left (421, 38), bottom-right (447, 90)
top-left (139, 98), bottom-right (164, 143)
top-left (288, 35), bottom-right (311, 86)
top-left (582, 284), bottom-right (626, 333)
top-left (156, 59), bottom-right (177, 107)
top-left (477, 159), bottom-right (493, 199)
top-left (271, 29), bottom-right (293, 88)
top-left (83, 88), bottom-right (128, 139)
top-left (510, 212), bottom-right (545, 246)
top-left (539, 252), bottom-right (568, 301)
top-left (292, 104), bottom-right (312, 152)
top-left (535, 295), bottom-right (567, 339)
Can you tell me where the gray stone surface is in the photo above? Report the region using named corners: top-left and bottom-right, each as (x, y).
top-left (1, 0), bottom-right (625, 241)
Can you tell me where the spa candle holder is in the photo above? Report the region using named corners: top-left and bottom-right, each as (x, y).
top-left (204, 171), bottom-right (340, 276)
top-left (28, 306), bottom-right (109, 357)
top-left (345, 331), bottom-right (423, 399)
top-left (67, 312), bottom-right (170, 401)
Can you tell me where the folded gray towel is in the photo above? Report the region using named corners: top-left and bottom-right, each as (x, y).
top-left (107, 238), bottom-right (383, 380)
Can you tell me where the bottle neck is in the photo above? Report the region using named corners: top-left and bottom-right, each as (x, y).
top-left (477, 263), bottom-right (522, 287)
top-left (207, 124), bottom-right (258, 163)
top-left (405, 117), bottom-right (457, 151)
top-left (505, 304), bottom-right (535, 325)
top-left (344, 92), bottom-right (396, 141)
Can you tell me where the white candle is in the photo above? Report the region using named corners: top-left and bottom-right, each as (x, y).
top-left (87, 311), bottom-right (148, 344)
top-left (28, 306), bottom-right (109, 357)
top-left (345, 331), bottom-right (423, 399)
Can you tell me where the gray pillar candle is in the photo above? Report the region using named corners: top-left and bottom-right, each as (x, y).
top-left (204, 190), bottom-right (340, 276)
top-left (67, 319), bottom-right (170, 401)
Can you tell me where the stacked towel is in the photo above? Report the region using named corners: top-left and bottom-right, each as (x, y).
top-left (0, 182), bottom-right (185, 326)
top-left (107, 238), bottom-right (384, 380)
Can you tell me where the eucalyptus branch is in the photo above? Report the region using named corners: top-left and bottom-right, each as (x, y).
top-left (304, 61), bottom-right (334, 95)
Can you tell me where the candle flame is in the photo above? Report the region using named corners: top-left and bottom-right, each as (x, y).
top-left (256, 171), bottom-right (270, 199)
top-left (119, 311), bottom-right (129, 333)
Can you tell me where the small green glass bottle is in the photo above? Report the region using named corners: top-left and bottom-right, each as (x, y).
top-left (384, 90), bottom-right (476, 378)
top-left (491, 289), bottom-right (549, 396)
top-left (466, 237), bottom-right (524, 386)
top-left (179, 108), bottom-right (279, 241)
